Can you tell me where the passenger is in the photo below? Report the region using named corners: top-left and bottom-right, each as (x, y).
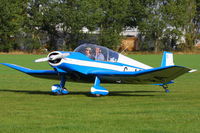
top-left (94, 47), bottom-right (105, 61)
top-left (84, 47), bottom-right (94, 59)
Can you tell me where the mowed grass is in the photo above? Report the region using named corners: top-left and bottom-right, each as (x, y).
top-left (0, 54), bottom-right (200, 133)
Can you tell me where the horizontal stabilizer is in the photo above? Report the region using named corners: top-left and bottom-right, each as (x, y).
top-left (189, 69), bottom-right (197, 73)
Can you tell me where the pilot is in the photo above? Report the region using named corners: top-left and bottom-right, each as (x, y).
top-left (85, 47), bottom-right (94, 59)
top-left (94, 47), bottom-right (105, 61)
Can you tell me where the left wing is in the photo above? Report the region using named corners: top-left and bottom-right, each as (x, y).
top-left (87, 65), bottom-right (192, 84)
top-left (0, 63), bottom-right (59, 80)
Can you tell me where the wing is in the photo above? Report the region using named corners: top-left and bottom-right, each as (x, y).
top-left (87, 65), bottom-right (191, 84)
top-left (0, 63), bottom-right (59, 80)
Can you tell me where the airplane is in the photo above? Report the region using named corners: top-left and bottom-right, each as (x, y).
top-left (0, 43), bottom-right (196, 96)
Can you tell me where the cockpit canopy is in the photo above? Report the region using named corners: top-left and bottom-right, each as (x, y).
top-left (74, 43), bottom-right (152, 69)
top-left (74, 43), bottom-right (119, 62)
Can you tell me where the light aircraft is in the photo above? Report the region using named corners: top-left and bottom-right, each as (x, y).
top-left (0, 43), bottom-right (196, 96)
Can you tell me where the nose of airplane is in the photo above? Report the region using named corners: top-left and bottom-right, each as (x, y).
top-left (34, 51), bottom-right (70, 65)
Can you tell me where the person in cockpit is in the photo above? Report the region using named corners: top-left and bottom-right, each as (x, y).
top-left (94, 47), bottom-right (105, 61)
top-left (84, 47), bottom-right (94, 59)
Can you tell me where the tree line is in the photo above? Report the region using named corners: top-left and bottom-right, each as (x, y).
top-left (0, 0), bottom-right (199, 52)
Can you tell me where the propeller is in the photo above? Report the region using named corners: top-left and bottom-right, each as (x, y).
top-left (35, 57), bottom-right (49, 63)
top-left (35, 52), bottom-right (69, 63)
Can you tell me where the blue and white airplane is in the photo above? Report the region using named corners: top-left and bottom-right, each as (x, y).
top-left (0, 44), bottom-right (196, 96)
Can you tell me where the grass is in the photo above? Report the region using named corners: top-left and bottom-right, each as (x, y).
top-left (0, 54), bottom-right (200, 133)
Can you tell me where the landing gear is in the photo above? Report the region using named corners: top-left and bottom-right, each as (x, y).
top-left (51, 74), bottom-right (69, 95)
top-left (92, 94), bottom-right (101, 97)
top-left (51, 84), bottom-right (69, 95)
top-left (161, 84), bottom-right (170, 93)
top-left (91, 76), bottom-right (109, 96)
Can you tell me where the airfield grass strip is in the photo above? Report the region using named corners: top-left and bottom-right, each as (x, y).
top-left (0, 54), bottom-right (199, 133)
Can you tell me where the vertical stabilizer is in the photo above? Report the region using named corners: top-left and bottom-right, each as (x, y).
top-left (161, 51), bottom-right (174, 67)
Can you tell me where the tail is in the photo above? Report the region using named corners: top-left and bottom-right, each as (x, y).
top-left (161, 51), bottom-right (174, 67)
top-left (160, 52), bottom-right (197, 73)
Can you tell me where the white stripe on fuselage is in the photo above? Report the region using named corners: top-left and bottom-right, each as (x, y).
top-left (61, 58), bottom-right (143, 72)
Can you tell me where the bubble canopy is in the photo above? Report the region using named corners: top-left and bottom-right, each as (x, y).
top-left (74, 43), bottom-right (119, 62)
top-left (74, 43), bottom-right (152, 69)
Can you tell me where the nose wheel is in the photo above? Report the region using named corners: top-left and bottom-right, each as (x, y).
top-left (51, 84), bottom-right (69, 95)
top-left (51, 74), bottom-right (69, 95)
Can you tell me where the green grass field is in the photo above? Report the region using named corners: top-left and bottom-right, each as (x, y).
top-left (0, 54), bottom-right (200, 133)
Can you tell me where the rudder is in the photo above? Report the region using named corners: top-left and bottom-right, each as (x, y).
top-left (161, 51), bottom-right (174, 67)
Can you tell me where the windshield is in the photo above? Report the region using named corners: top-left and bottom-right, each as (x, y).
top-left (74, 43), bottom-right (119, 62)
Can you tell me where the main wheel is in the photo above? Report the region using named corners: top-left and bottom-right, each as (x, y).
top-left (165, 89), bottom-right (170, 93)
top-left (91, 94), bottom-right (101, 97)
top-left (51, 84), bottom-right (62, 95)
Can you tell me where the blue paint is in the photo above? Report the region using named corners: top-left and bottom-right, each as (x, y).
top-left (51, 84), bottom-right (69, 95)
top-left (59, 74), bottom-right (66, 88)
top-left (91, 76), bottom-right (109, 96)
top-left (165, 89), bottom-right (170, 93)
top-left (152, 81), bottom-right (175, 86)
top-left (94, 76), bottom-right (100, 86)
top-left (0, 63), bottom-right (57, 74)
top-left (161, 51), bottom-right (173, 67)
top-left (61, 89), bottom-right (69, 95)
top-left (51, 84), bottom-right (62, 95)
top-left (91, 86), bottom-right (109, 96)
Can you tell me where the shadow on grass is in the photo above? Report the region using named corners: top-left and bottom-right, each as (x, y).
top-left (108, 91), bottom-right (162, 97)
top-left (0, 89), bottom-right (163, 97)
top-left (0, 89), bottom-right (51, 95)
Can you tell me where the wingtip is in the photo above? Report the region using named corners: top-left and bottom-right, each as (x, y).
top-left (189, 69), bottom-right (197, 73)
top-left (0, 63), bottom-right (7, 65)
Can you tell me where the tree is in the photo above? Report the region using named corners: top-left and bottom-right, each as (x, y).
top-left (50, 0), bottom-right (130, 50)
top-left (97, 0), bottom-right (130, 49)
top-left (127, 0), bottom-right (199, 52)
top-left (182, 0), bottom-right (198, 50)
top-left (162, 0), bottom-right (198, 51)
top-left (60, 0), bottom-right (103, 50)
top-left (137, 0), bottom-right (166, 52)
top-left (196, 0), bottom-right (200, 34)
top-left (26, 0), bottom-right (64, 51)
top-left (0, 0), bottom-right (26, 52)
top-left (26, 0), bottom-right (104, 50)
top-left (196, 0), bottom-right (200, 27)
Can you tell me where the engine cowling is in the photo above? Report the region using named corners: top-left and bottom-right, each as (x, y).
top-left (34, 51), bottom-right (69, 66)
top-left (48, 51), bottom-right (63, 65)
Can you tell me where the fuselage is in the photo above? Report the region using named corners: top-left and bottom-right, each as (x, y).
top-left (48, 51), bottom-right (152, 84)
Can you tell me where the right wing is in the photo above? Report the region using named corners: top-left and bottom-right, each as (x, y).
top-left (0, 63), bottom-right (59, 80)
